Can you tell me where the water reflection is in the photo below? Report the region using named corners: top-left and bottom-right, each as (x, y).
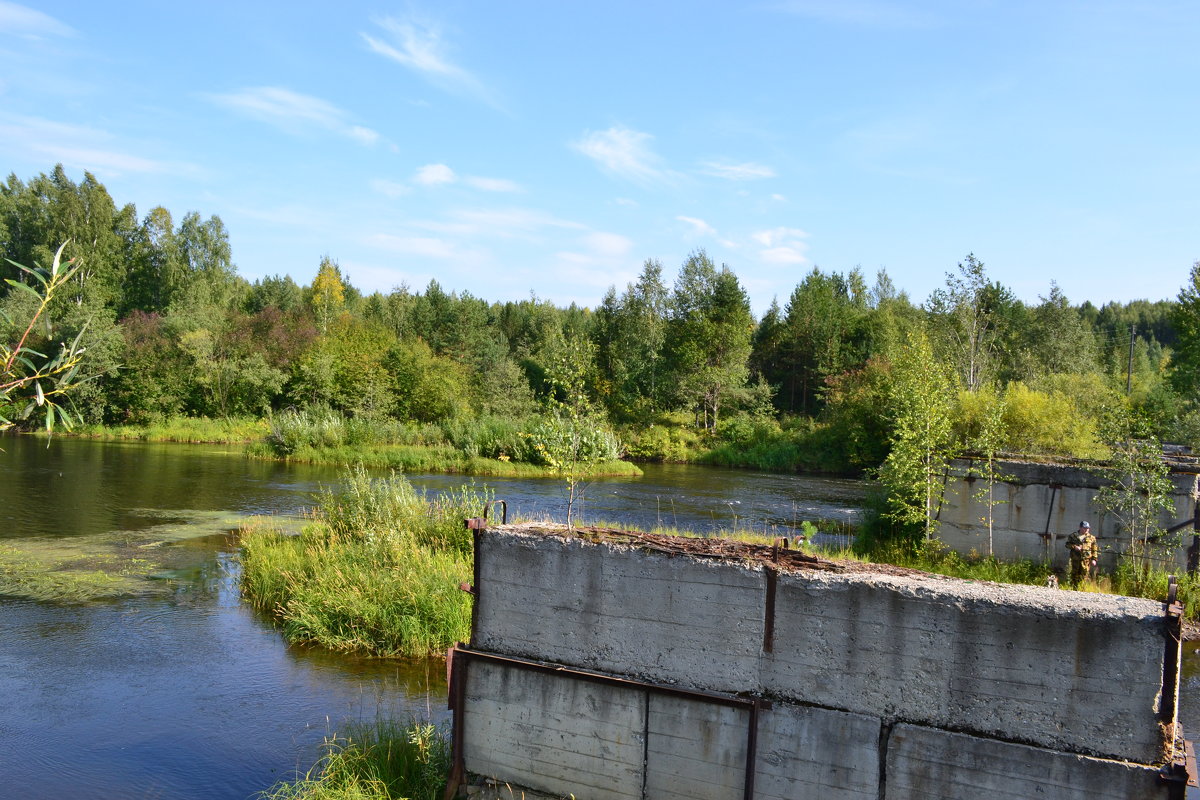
top-left (7, 435), bottom-right (1193, 798)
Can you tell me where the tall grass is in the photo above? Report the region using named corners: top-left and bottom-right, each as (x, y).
top-left (239, 466), bottom-right (481, 656)
top-left (260, 719), bottom-right (450, 800)
top-left (64, 415), bottom-right (268, 443)
top-left (256, 408), bottom-right (639, 477)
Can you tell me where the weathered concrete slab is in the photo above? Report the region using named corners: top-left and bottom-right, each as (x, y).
top-left (473, 531), bottom-right (765, 687)
top-left (765, 569), bottom-right (1168, 763)
top-left (754, 704), bottom-right (880, 800)
top-left (644, 695), bottom-right (747, 800)
top-left (885, 723), bottom-right (1168, 800)
top-left (938, 458), bottom-right (1199, 569)
top-left (474, 527), bottom-right (1171, 764)
top-left (463, 659), bottom-right (645, 800)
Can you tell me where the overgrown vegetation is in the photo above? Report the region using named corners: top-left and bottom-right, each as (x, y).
top-left (5, 166), bottom-right (1200, 539)
top-left (239, 467), bottom-right (477, 656)
top-left (259, 719), bottom-right (450, 800)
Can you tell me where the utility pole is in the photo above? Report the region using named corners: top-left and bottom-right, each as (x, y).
top-left (1125, 323), bottom-right (1136, 395)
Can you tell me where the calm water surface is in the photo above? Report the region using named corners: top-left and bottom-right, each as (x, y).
top-left (1, 436), bottom-right (1196, 798)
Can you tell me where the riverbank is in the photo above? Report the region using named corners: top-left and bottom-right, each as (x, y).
top-left (38, 415), bottom-right (643, 478)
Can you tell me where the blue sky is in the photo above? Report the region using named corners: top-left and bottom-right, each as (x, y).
top-left (1, 1), bottom-right (1197, 314)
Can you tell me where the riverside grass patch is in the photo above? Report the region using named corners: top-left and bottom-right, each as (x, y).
top-left (238, 466), bottom-right (479, 657)
top-left (260, 718), bottom-right (450, 800)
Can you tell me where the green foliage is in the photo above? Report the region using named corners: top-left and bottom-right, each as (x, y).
top-left (259, 719), bottom-right (451, 800)
top-left (1095, 415), bottom-right (1175, 554)
top-left (239, 467), bottom-right (479, 656)
top-left (1169, 261), bottom-right (1200, 401)
top-left (1, 243), bottom-right (89, 432)
top-left (265, 406), bottom-right (445, 456)
top-left (386, 338), bottom-right (473, 423)
top-left (756, 267), bottom-right (868, 415)
top-left (620, 412), bottom-right (704, 462)
top-left (291, 318), bottom-right (397, 417)
top-left (1000, 381), bottom-right (1108, 459)
top-left (875, 329), bottom-right (956, 543)
top-left (666, 251), bottom-right (754, 431)
top-left (71, 415), bottom-right (266, 443)
top-left (926, 254), bottom-right (999, 391)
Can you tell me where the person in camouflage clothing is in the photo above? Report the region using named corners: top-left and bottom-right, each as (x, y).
top-left (1066, 520), bottom-right (1098, 586)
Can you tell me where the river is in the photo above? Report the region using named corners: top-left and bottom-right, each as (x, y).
top-left (0, 436), bottom-right (1195, 799)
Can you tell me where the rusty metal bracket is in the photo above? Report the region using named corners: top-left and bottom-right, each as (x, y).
top-left (444, 645), bottom-right (469, 800)
top-left (1159, 762), bottom-right (1190, 800)
top-left (1161, 575), bottom-right (1185, 725)
top-left (763, 567), bottom-right (778, 653)
top-left (464, 500), bottom-right (507, 530)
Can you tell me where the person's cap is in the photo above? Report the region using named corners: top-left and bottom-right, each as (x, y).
top-left (1079, 521), bottom-right (1090, 528)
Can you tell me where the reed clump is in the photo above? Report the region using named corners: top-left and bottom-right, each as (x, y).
top-left (67, 415), bottom-right (268, 443)
top-left (240, 465), bottom-right (480, 656)
top-left (259, 718), bottom-right (450, 800)
top-left (253, 407), bottom-right (639, 477)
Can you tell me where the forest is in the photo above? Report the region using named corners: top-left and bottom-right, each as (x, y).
top-left (4, 165), bottom-right (1200, 541)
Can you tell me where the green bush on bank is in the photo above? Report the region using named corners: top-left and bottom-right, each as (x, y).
top-left (66, 415), bottom-right (268, 443)
top-left (260, 719), bottom-right (450, 800)
top-left (239, 466), bottom-right (477, 656)
top-left (260, 407), bottom-right (630, 474)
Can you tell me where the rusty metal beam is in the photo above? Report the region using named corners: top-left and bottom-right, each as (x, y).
top-left (763, 567), bottom-right (777, 654)
top-left (743, 700), bottom-right (760, 800)
top-left (449, 645), bottom-right (757, 711)
top-left (1161, 577), bottom-right (1184, 727)
top-left (443, 645), bottom-right (468, 800)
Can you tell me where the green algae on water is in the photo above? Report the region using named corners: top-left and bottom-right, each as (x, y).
top-left (0, 509), bottom-right (288, 603)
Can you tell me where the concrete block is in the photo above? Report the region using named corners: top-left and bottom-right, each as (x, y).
top-left (644, 694), bottom-right (748, 800)
top-left (764, 570), bottom-right (1167, 763)
top-left (885, 723), bottom-right (1168, 800)
top-left (463, 659), bottom-right (645, 800)
top-left (474, 531), bottom-right (765, 686)
top-left (754, 704), bottom-right (880, 800)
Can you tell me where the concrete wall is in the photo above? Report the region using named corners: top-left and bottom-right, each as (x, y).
top-left (473, 528), bottom-right (1170, 763)
top-left (459, 526), bottom-right (1181, 799)
top-left (938, 457), bottom-right (1199, 569)
top-left (885, 723), bottom-right (1166, 800)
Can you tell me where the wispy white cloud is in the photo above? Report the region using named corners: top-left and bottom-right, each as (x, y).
top-left (414, 163), bottom-right (457, 185)
top-left (362, 17), bottom-right (497, 107)
top-left (369, 234), bottom-right (459, 259)
top-left (370, 178), bottom-right (411, 198)
top-left (772, 0), bottom-right (939, 28)
top-left (411, 163), bottom-right (521, 192)
top-left (367, 233), bottom-right (489, 266)
top-left (0, 1), bottom-right (75, 38)
top-left (207, 86), bottom-right (380, 145)
top-left (700, 161), bottom-right (776, 180)
top-left (465, 176), bottom-right (522, 193)
top-left (0, 115), bottom-right (200, 177)
top-left (771, 193), bottom-right (787, 202)
top-left (583, 232), bottom-right (633, 258)
top-left (752, 226), bottom-right (810, 265)
top-left (677, 215), bottom-right (717, 237)
top-left (414, 207), bottom-right (585, 239)
top-left (572, 125), bottom-right (665, 184)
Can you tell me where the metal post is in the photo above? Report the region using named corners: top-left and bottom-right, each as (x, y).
top-left (1126, 324), bottom-right (1136, 395)
top-left (1190, 500), bottom-right (1200, 578)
